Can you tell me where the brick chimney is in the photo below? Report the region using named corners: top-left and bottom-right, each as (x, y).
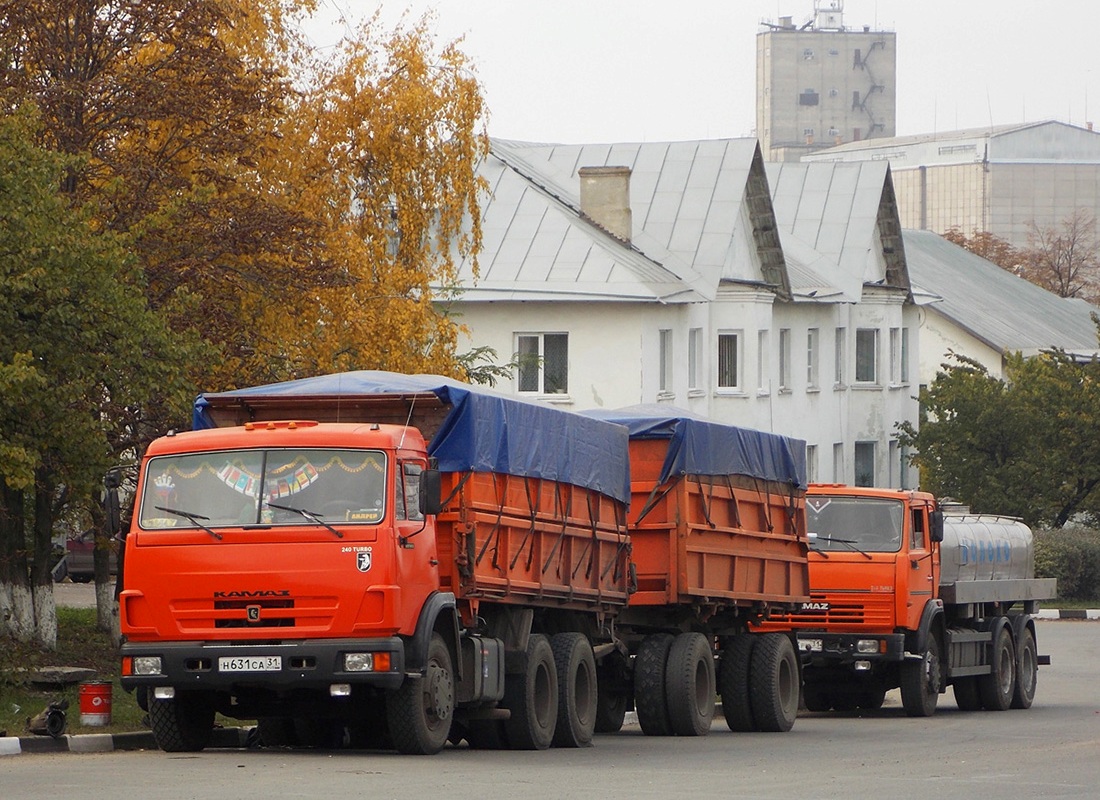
top-left (579, 166), bottom-right (632, 242)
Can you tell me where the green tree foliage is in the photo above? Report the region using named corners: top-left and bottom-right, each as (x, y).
top-left (0, 107), bottom-right (191, 646)
top-left (899, 348), bottom-right (1100, 529)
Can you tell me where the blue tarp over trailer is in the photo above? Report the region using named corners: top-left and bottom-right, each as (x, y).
top-left (582, 404), bottom-right (806, 489)
top-left (193, 371), bottom-right (631, 504)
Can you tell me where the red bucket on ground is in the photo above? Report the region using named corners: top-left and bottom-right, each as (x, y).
top-left (79, 681), bottom-right (112, 726)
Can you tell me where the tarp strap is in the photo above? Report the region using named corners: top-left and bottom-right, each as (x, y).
top-left (542, 483), bottom-right (572, 576)
top-left (475, 473), bottom-right (505, 569)
top-left (696, 475), bottom-right (716, 529)
top-left (634, 475), bottom-right (682, 526)
top-left (725, 474), bottom-right (742, 528)
top-left (442, 471), bottom-right (472, 508)
top-left (784, 483), bottom-right (801, 534)
top-left (510, 477), bottom-right (540, 571)
top-left (753, 475), bottom-right (775, 532)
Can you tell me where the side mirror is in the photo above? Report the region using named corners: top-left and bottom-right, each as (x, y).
top-left (419, 469), bottom-right (442, 517)
top-left (929, 510), bottom-right (944, 543)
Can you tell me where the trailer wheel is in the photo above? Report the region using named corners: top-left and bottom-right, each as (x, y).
top-left (594, 648), bottom-right (630, 733)
top-left (978, 624), bottom-right (1016, 711)
top-left (1011, 626), bottom-right (1038, 709)
top-left (748, 633), bottom-right (799, 732)
top-left (148, 692), bottom-right (214, 753)
top-left (386, 632), bottom-right (455, 755)
top-left (502, 633), bottom-right (557, 750)
top-left (665, 632), bottom-right (716, 737)
top-left (719, 634), bottom-right (757, 731)
top-left (550, 632), bottom-right (597, 748)
top-left (900, 635), bottom-right (942, 717)
top-left (634, 633), bottom-right (675, 736)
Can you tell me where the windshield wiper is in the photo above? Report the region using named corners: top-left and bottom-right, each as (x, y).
top-left (155, 506), bottom-right (222, 540)
top-left (265, 501), bottom-right (343, 538)
top-left (808, 532), bottom-right (871, 560)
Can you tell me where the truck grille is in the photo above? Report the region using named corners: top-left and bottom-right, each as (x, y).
top-left (213, 598), bottom-right (295, 629)
top-left (771, 593), bottom-right (894, 629)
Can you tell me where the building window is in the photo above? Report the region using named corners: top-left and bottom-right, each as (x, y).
top-left (854, 441), bottom-right (876, 487)
top-left (778, 329), bottom-right (791, 390)
top-left (718, 332), bottom-right (740, 389)
top-left (659, 329), bottom-right (673, 393)
top-left (807, 328), bottom-right (820, 389)
top-left (833, 443), bottom-right (844, 483)
top-left (757, 330), bottom-right (769, 392)
top-left (516, 333), bottom-right (568, 394)
top-left (688, 328), bottom-right (702, 390)
top-left (834, 327), bottom-right (846, 386)
top-left (889, 327), bottom-right (900, 384)
top-left (901, 328), bottom-right (910, 384)
top-left (799, 91), bottom-right (819, 106)
top-left (855, 328), bottom-right (878, 383)
top-left (806, 444), bottom-right (818, 484)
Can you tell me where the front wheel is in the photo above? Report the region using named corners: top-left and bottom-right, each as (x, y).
top-left (147, 692), bottom-right (215, 753)
top-left (748, 633), bottom-right (799, 732)
top-left (900, 635), bottom-right (942, 717)
top-left (386, 632), bottom-right (455, 755)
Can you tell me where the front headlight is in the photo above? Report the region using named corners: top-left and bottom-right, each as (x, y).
top-left (856, 639), bottom-right (880, 654)
top-left (344, 652), bottom-right (375, 672)
top-left (133, 656), bottom-right (163, 675)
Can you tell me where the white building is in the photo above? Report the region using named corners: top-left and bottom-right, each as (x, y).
top-left (756, 1), bottom-right (897, 162)
top-left (448, 139), bottom-right (922, 488)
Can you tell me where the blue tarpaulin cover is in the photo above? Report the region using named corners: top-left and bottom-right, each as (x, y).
top-left (582, 405), bottom-right (806, 489)
top-left (193, 371), bottom-right (631, 503)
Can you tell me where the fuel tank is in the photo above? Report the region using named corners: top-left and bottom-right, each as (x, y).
top-left (939, 508), bottom-right (1035, 585)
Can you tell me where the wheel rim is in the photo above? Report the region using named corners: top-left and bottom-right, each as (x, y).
top-left (996, 641), bottom-right (1014, 695)
top-left (425, 659), bottom-right (454, 724)
top-left (534, 659), bottom-right (554, 728)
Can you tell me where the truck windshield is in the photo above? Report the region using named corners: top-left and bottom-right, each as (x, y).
top-left (806, 495), bottom-right (904, 553)
top-left (138, 448), bottom-right (386, 530)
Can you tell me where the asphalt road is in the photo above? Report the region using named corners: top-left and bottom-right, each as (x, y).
top-left (3, 620), bottom-right (1097, 800)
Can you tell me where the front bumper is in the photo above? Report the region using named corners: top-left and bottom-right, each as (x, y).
top-left (120, 637), bottom-right (407, 693)
top-left (796, 632), bottom-right (906, 666)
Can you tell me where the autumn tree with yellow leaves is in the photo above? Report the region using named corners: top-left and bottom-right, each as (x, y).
top-left (0, 0), bottom-right (488, 644)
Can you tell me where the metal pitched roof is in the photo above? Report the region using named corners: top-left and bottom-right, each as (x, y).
top-left (464, 138), bottom-right (790, 302)
top-left (903, 229), bottom-right (1100, 356)
top-left (765, 161), bottom-right (909, 302)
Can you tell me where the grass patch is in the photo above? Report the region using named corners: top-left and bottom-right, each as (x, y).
top-left (0, 607), bottom-right (145, 738)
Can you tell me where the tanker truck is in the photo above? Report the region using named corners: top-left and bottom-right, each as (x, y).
top-left (759, 484), bottom-right (1055, 717)
top-left (583, 407), bottom-right (809, 735)
top-left (116, 372), bottom-right (633, 754)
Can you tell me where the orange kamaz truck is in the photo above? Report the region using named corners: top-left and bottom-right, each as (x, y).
top-left (116, 372), bottom-right (633, 754)
top-left (760, 484), bottom-right (1055, 717)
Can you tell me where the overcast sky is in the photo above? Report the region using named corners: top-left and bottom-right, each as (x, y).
top-left (307, 1), bottom-right (1098, 143)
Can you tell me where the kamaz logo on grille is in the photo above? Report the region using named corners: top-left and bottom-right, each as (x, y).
top-left (213, 590), bottom-right (291, 598)
top-left (800, 602), bottom-right (830, 612)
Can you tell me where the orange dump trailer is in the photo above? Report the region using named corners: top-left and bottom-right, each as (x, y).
top-left (583, 408), bottom-right (809, 735)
